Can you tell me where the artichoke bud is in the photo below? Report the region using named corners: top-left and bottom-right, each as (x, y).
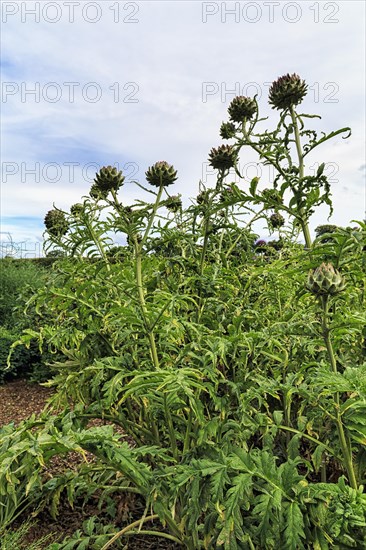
top-left (208, 145), bottom-right (237, 171)
top-left (145, 161), bottom-right (177, 187)
top-left (70, 203), bottom-right (84, 216)
top-left (165, 195), bottom-right (182, 212)
top-left (267, 239), bottom-right (284, 251)
top-left (255, 239), bottom-right (267, 251)
top-left (220, 186), bottom-right (234, 202)
top-left (197, 191), bottom-right (209, 205)
top-left (127, 232), bottom-right (142, 247)
top-left (269, 73), bottom-right (308, 110)
top-left (107, 245), bottom-right (127, 262)
top-left (89, 182), bottom-right (108, 200)
top-left (269, 212), bottom-right (285, 228)
top-left (44, 209), bottom-right (69, 237)
top-left (220, 121), bottom-right (237, 140)
top-left (228, 96), bottom-right (257, 122)
top-left (306, 263), bottom-right (345, 296)
top-left (94, 165), bottom-right (125, 194)
top-left (122, 206), bottom-right (134, 222)
top-left (261, 188), bottom-right (283, 204)
top-left (315, 224), bottom-right (338, 238)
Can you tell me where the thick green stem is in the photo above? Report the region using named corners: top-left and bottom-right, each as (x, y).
top-left (195, 209), bottom-right (212, 323)
top-left (134, 236), bottom-right (160, 370)
top-left (183, 408), bottom-right (193, 453)
top-left (278, 425), bottom-right (338, 459)
top-left (321, 295), bottom-right (357, 489)
top-left (290, 107), bottom-right (312, 249)
top-left (142, 185), bottom-right (164, 246)
top-left (101, 515), bottom-right (160, 550)
top-left (199, 215), bottom-right (211, 277)
top-left (132, 184), bottom-right (165, 369)
top-left (121, 530), bottom-right (182, 544)
top-left (85, 218), bottom-right (111, 271)
top-left (242, 126), bottom-right (286, 179)
top-left (164, 394), bottom-right (179, 460)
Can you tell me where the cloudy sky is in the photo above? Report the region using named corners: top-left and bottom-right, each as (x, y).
top-left (1, 0), bottom-right (365, 255)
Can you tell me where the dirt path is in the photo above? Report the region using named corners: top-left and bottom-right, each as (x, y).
top-left (0, 380), bottom-right (180, 549)
top-left (0, 379), bottom-right (54, 426)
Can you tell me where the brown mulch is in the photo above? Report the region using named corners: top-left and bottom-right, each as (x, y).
top-left (0, 379), bottom-right (54, 426)
top-left (0, 379), bottom-right (181, 549)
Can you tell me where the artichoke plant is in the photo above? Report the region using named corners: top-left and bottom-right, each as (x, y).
top-left (270, 212), bottom-right (285, 228)
top-left (209, 145), bottom-right (237, 171)
top-left (315, 224), bottom-right (339, 238)
top-left (165, 195), bottom-right (182, 212)
top-left (228, 96), bottom-right (257, 122)
top-left (70, 203), bottom-right (84, 216)
top-left (220, 121), bottom-right (237, 140)
top-left (262, 188), bottom-right (283, 205)
top-left (94, 166), bottom-right (125, 194)
top-left (306, 263), bottom-right (345, 296)
top-left (44, 209), bottom-right (68, 237)
top-left (269, 73), bottom-right (307, 110)
top-left (145, 161), bottom-right (177, 187)
top-left (90, 182), bottom-right (108, 200)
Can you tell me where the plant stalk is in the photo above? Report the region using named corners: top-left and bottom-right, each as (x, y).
top-left (134, 235), bottom-right (160, 370)
top-left (183, 408), bottom-right (193, 453)
top-left (321, 295), bottom-right (357, 489)
top-left (164, 393), bottom-right (179, 460)
top-left (101, 514), bottom-right (159, 550)
top-left (142, 184), bottom-right (164, 245)
top-left (290, 107), bottom-right (312, 249)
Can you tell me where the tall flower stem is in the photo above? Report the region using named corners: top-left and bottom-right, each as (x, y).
top-left (141, 185), bottom-right (164, 246)
top-left (134, 235), bottom-right (160, 370)
top-left (320, 295), bottom-right (357, 489)
top-left (199, 215), bottom-right (211, 277)
top-left (84, 216), bottom-right (111, 272)
top-left (131, 185), bottom-right (165, 370)
top-left (290, 107), bottom-right (312, 249)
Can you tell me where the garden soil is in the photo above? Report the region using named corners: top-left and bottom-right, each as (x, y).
top-left (0, 380), bottom-right (180, 549)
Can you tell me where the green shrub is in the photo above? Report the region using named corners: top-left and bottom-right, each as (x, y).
top-left (0, 259), bottom-right (46, 329)
top-left (0, 260), bottom-right (55, 383)
top-left (0, 327), bottom-right (39, 383)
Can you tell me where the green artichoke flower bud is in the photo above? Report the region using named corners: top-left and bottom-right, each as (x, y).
top-left (269, 212), bottom-right (285, 228)
top-left (89, 182), bottom-right (108, 200)
top-left (209, 145), bottom-right (237, 171)
top-left (145, 161), bottom-right (177, 187)
top-left (127, 232), bottom-right (142, 246)
top-left (70, 203), bottom-right (84, 216)
top-left (269, 73), bottom-right (307, 110)
top-left (254, 239), bottom-right (267, 252)
top-left (107, 245), bottom-right (127, 262)
top-left (220, 186), bottom-right (234, 202)
top-left (306, 263), bottom-right (345, 296)
top-left (228, 96), bottom-right (257, 122)
top-left (267, 239), bottom-right (284, 251)
top-left (197, 190), bottom-right (209, 205)
top-left (165, 195), bottom-right (182, 212)
top-left (220, 121), bottom-right (237, 140)
top-left (94, 165), bottom-right (125, 194)
top-left (315, 224), bottom-right (338, 238)
top-left (122, 206), bottom-right (134, 222)
top-left (44, 209), bottom-right (69, 237)
top-left (261, 188), bottom-right (283, 204)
